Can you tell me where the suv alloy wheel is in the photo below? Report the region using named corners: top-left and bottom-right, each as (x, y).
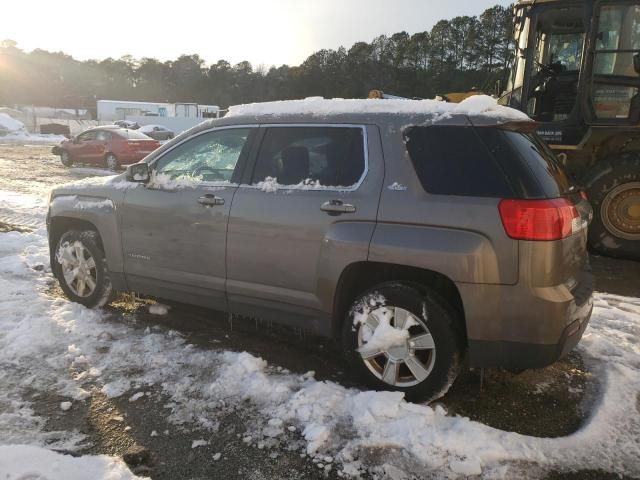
top-left (343, 282), bottom-right (463, 402)
top-left (53, 230), bottom-right (113, 308)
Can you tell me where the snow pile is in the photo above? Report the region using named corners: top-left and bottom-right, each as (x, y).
top-left (147, 172), bottom-right (232, 190)
top-left (73, 198), bottom-right (114, 210)
top-left (149, 303), bottom-right (170, 315)
top-left (227, 95), bottom-right (531, 122)
top-left (387, 182), bottom-right (407, 191)
top-left (0, 112), bottom-right (26, 133)
top-left (0, 445), bottom-right (145, 480)
top-left (354, 306), bottom-right (412, 355)
top-left (0, 132), bottom-right (67, 144)
top-left (254, 176), bottom-right (353, 192)
top-left (0, 114), bottom-right (66, 144)
top-left (0, 190), bottom-right (639, 478)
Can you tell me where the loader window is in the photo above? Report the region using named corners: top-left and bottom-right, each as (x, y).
top-left (500, 14), bottom-right (530, 109)
top-left (593, 4), bottom-right (640, 77)
top-left (591, 4), bottom-right (640, 120)
top-left (527, 7), bottom-right (585, 121)
top-left (543, 33), bottom-right (584, 71)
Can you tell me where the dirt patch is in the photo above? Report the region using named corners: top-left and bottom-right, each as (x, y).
top-left (0, 220), bottom-right (32, 233)
top-left (443, 352), bottom-right (590, 438)
top-left (545, 470), bottom-right (638, 480)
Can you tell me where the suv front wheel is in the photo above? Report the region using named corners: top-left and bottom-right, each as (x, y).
top-left (53, 230), bottom-right (113, 308)
top-left (342, 282), bottom-right (462, 402)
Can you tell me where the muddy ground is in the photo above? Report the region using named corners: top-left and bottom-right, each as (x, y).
top-left (1, 144), bottom-right (638, 479)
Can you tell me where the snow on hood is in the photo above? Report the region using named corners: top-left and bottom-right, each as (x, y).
top-left (0, 112), bottom-right (26, 133)
top-left (56, 173), bottom-right (139, 191)
top-left (226, 95), bottom-right (531, 122)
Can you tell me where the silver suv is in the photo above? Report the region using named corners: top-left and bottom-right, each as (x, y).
top-left (47, 99), bottom-right (594, 401)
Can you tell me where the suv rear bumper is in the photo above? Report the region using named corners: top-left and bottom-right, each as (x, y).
top-left (460, 271), bottom-right (594, 370)
top-left (467, 302), bottom-right (592, 370)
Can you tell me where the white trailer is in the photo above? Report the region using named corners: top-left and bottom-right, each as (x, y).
top-left (97, 100), bottom-right (173, 121)
top-left (97, 100), bottom-right (221, 121)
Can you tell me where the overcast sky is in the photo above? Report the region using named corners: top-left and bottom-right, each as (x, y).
top-left (2, 0), bottom-right (511, 67)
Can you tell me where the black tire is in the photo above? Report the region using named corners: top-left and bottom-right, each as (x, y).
top-left (584, 155), bottom-right (640, 261)
top-left (341, 282), bottom-right (463, 402)
top-left (105, 153), bottom-right (119, 171)
top-left (52, 230), bottom-right (113, 308)
top-left (60, 151), bottom-right (73, 167)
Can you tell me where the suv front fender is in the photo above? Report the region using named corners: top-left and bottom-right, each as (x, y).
top-left (48, 194), bottom-right (124, 275)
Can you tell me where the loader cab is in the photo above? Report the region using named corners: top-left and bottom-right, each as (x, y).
top-left (500, 1), bottom-right (640, 145)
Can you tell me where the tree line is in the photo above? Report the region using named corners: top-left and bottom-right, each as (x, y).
top-left (0, 4), bottom-right (513, 117)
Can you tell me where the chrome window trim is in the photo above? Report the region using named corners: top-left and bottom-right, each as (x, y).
top-left (241, 123), bottom-right (369, 193)
top-left (146, 124), bottom-right (259, 188)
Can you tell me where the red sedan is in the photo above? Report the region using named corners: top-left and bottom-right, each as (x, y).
top-left (52, 127), bottom-right (161, 170)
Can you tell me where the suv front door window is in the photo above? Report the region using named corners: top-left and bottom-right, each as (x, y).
top-left (154, 128), bottom-right (251, 185)
top-left (120, 128), bottom-right (255, 307)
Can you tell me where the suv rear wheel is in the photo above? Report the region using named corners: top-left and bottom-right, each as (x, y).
top-left (342, 282), bottom-right (462, 402)
top-left (53, 230), bottom-right (113, 308)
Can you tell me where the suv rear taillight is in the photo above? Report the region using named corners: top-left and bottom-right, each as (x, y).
top-left (498, 198), bottom-right (580, 241)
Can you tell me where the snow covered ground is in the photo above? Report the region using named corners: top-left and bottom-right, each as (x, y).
top-left (0, 112), bottom-right (67, 144)
top-left (0, 445), bottom-right (142, 480)
top-left (0, 132), bottom-right (67, 144)
top-left (0, 187), bottom-right (639, 478)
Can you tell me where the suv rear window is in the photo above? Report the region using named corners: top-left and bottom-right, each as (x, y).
top-left (404, 126), bottom-right (514, 197)
top-left (475, 128), bottom-right (574, 199)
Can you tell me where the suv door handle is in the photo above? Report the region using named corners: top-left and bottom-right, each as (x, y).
top-left (198, 194), bottom-right (225, 207)
top-left (320, 200), bottom-right (356, 215)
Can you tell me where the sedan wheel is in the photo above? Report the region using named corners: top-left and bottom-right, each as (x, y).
top-left (60, 151), bottom-right (72, 167)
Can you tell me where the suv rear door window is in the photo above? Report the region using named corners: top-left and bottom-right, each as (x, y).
top-left (404, 126), bottom-right (514, 197)
top-left (251, 127), bottom-right (365, 188)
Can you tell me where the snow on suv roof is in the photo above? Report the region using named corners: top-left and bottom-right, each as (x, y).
top-left (226, 95), bottom-right (531, 123)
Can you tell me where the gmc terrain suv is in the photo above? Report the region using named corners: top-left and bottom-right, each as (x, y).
top-left (47, 97), bottom-right (594, 401)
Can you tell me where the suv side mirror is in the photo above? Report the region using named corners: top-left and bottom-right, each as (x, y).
top-left (126, 162), bottom-right (151, 183)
